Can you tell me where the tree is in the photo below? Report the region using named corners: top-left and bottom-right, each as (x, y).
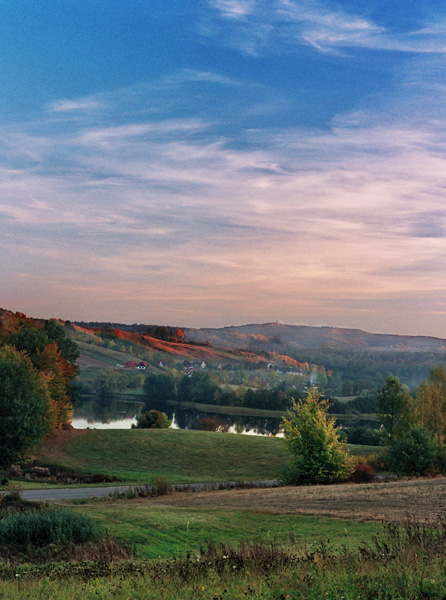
top-left (376, 375), bottom-right (411, 444)
top-left (281, 388), bottom-right (354, 485)
top-left (177, 372), bottom-right (218, 404)
top-left (414, 365), bottom-right (446, 442)
top-left (1, 314), bottom-right (79, 427)
top-left (132, 410), bottom-right (170, 429)
top-left (93, 370), bottom-right (129, 407)
top-left (388, 426), bottom-right (437, 476)
top-left (143, 374), bottom-right (176, 406)
top-left (0, 346), bottom-right (52, 466)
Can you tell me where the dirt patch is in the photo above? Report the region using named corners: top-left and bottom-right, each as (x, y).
top-left (33, 428), bottom-right (89, 463)
top-left (142, 477), bottom-right (446, 525)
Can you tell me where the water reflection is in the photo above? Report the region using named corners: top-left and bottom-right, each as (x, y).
top-left (73, 396), bottom-right (283, 436)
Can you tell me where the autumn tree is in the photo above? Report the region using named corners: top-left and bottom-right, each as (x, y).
top-left (281, 388), bottom-right (354, 485)
top-left (0, 313), bottom-right (79, 429)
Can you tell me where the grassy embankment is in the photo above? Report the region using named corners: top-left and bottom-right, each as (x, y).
top-left (32, 428), bottom-right (377, 485)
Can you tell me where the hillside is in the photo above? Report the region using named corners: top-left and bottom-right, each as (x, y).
top-left (70, 323), bottom-right (270, 367)
top-left (33, 427), bottom-right (288, 484)
top-left (72, 318), bottom-right (446, 388)
top-left (185, 322), bottom-right (446, 353)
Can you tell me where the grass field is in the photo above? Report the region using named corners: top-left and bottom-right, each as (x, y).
top-left (32, 428), bottom-right (379, 485)
top-left (3, 478), bottom-right (446, 598)
top-left (33, 428), bottom-right (289, 484)
top-left (66, 501), bottom-right (383, 559)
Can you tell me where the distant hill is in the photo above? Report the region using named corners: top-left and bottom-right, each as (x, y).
top-left (185, 323), bottom-right (446, 353)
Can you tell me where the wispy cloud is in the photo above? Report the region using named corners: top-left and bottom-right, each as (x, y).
top-left (2, 55), bottom-right (446, 334)
top-left (47, 98), bottom-right (104, 113)
top-left (204, 0), bottom-right (446, 56)
top-left (210, 0), bottom-right (257, 20)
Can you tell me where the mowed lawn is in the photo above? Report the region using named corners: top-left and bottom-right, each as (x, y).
top-left (33, 428), bottom-right (378, 485)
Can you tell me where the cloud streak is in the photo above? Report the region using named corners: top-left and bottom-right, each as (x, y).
top-left (205, 0), bottom-right (446, 56)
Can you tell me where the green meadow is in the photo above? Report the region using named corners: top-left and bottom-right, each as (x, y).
top-left (33, 428), bottom-right (378, 485)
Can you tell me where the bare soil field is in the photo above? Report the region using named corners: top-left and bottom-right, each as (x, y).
top-left (145, 477), bottom-right (446, 525)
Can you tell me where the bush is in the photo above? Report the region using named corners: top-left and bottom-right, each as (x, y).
top-left (434, 442), bottom-right (446, 474)
top-left (132, 410), bottom-right (170, 429)
top-left (350, 463), bottom-right (376, 483)
top-left (198, 417), bottom-right (229, 432)
top-left (366, 449), bottom-right (389, 472)
top-left (150, 475), bottom-right (172, 496)
top-left (4, 481), bottom-right (24, 500)
top-left (346, 426), bottom-right (383, 446)
top-left (388, 426), bottom-right (437, 476)
top-left (0, 509), bottom-right (101, 547)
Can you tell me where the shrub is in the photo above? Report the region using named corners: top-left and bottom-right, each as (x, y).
top-left (434, 442), bottom-right (446, 474)
top-left (150, 475), bottom-right (172, 496)
top-left (132, 410), bottom-right (170, 429)
top-left (388, 426), bottom-right (437, 476)
top-left (4, 481), bottom-right (24, 500)
top-left (198, 417), bottom-right (229, 432)
top-left (366, 449), bottom-right (389, 472)
top-left (346, 426), bottom-right (383, 446)
top-left (0, 509), bottom-right (101, 547)
top-left (350, 463), bottom-right (376, 483)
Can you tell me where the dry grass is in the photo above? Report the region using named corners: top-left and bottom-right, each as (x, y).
top-left (142, 476), bottom-right (446, 525)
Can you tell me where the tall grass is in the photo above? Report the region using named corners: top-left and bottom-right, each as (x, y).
top-left (2, 520), bottom-right (446, 598)
top-left (0, 509), bottom-right (101, 547)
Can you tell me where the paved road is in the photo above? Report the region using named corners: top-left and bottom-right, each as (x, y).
top-left (7, 480), bottom-right (280, 502)
top-left (21, 486), bottom-right (127, 501)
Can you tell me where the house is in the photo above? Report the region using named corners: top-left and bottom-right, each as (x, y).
top-left (137, 361), bottom-right (151, 370)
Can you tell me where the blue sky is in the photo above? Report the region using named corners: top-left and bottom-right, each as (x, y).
top-left (2, 0), bottom-right (446, 336)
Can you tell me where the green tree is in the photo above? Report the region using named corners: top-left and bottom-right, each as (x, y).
top-left (143, 374), bottom-right (176, 406)
top-left (0, 346), bottom-right (52, 466)
top-left (93, 370), bottom-right (129, 407)
top-left (132, 409), bottom-right (170, 429)
top-left (377, 375), bottom-right (412, 444)
top-left (280, 388), bottom-right (354, 485)
top-left (415, 365), bottom-right (446, 442)
top-left (388, 426), bottom-right (437, 476)
top-left (177, 372), bottom-right (218, 404)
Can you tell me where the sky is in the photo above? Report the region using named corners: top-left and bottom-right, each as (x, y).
top-left (1, 0), bottom-right (446, 337)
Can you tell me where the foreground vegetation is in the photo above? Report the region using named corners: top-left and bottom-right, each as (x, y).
top-left (2, 518), bottom-right (446, 599)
